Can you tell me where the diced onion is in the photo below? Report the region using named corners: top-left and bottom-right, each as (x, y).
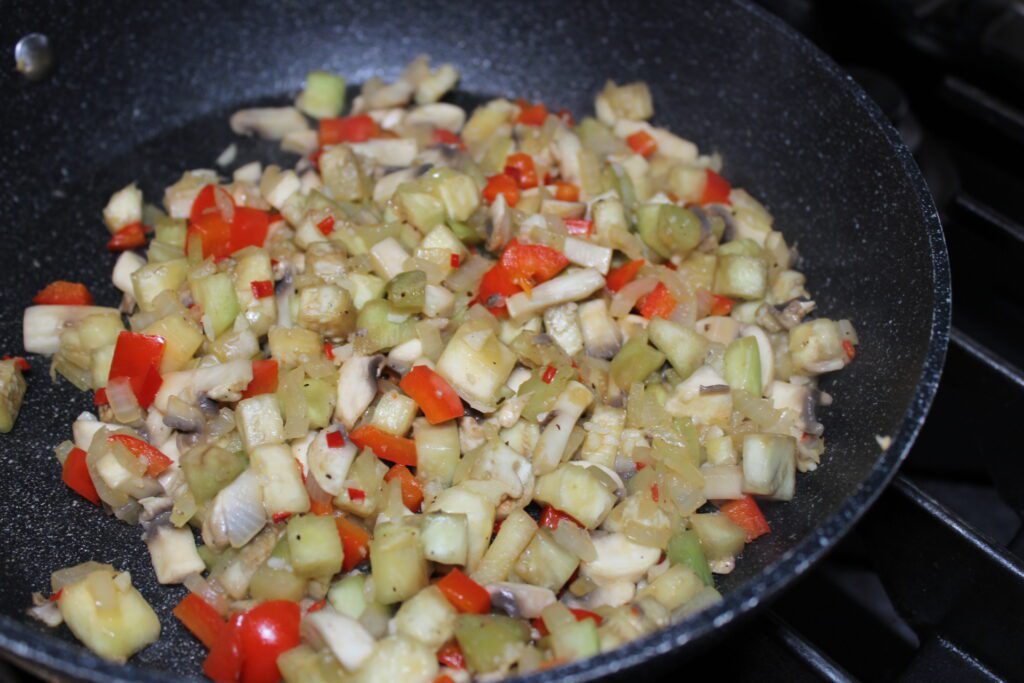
top-left (184, 573), bottom-right (229, 615)
top-left (51, 562), bottom-right (114, 593)
top-left (610, 277), bottom-right (658, 318)
top-left (552, 521), bottom-right (597, 562)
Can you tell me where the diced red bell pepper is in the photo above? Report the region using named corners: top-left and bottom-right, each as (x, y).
top-left (3, 355), bottom-right (30, 372)
top-left (843, 340), bottom-right (857, 361)
top-left (174, 594), bottom-right (226, 650)
top-left (482, 173), bottom-right (520, 206)
top-left (516, 101), bottom-right (548, 126)
top-left (319, 114), bottom-right (379, 145)
top-left (33, 281), bottom-right (93, 306)
top-left (202, 613), bottom-right (243, 683)
top-left (699, 169), bottom-right (732, 205)
top-left (93, 388), bottom-right (108, 406)
top-left (605, 259), bottom-right (645, 293)
top-left (108, 434), bottom-right (174, 477)
top-left (553, 182), bottom-right (580, 202)
top-left (187, 211), bottom-right (233, 260)
top-left (335, 516), bottom-right (371, 571)
top-left (473, 264), bottom-right (522, 317)
top-left (532, 608), bottom-right (603, 636)
top-left (720, 495), bottom-right (771, 542)
top-left (563, 218), bottom-right (591, 236)
top-left (241, 359), bottom-right (278, 398)
top-left (436, 568), bottom-right (491, 614)
top-left (504, 152), bottom-right (538, 189)
top-left (432, 128), bottom-right (465, 150)
top-left (435, 676), bottom-right (456, 683)
top-left (500, 239), bottom-right (569, 289)
top-left (230, 207), bottom-right (270, 252)
top-left (556, 108), bottom-right (576, 127)
top-left (399, 365), bottom-right (464, 424)
top-left (108, 332), bottom-right (165, 408)
top-left (272, 512), bottom-right (293, 524)
top-left (250, 280), bottom-right (274, 299)
top-left (437, 640), bottom-right (465, 669)
top-left (383, 464), bottom-right (424, 512)
top-left (636, 282), bottom-right (677, 320)
top-left (310, 498), bottom-right (334, 516)
top-left (107, 222), bottom-right (147, 252)
top-left (709, 293), bottom-right (735, 316)
top-left (539, 505), bottom-right (582, 530)
top-left (61, 447), bottom-right (100, 505)
top-left (237, 601), bottom-right (301, 683)
top-left (348, 425), bottom-right (417, 467)
top-left (626, 130), bottom-right (658, 157)
top-left (190, 185), bottom-right (222, 223)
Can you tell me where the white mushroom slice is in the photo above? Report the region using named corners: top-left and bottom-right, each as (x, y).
top-left (334, 354), bottom-right (383, 429)
top-left (486, 582), bottom-right (556, 619)
top-left (230, 107), bottom-right (309, 140)
top-left (583, 578), bottom-right (636, 609)
top-left (506, 268), bottom-right (605, 322)
top-left (405, 103), bottom-right (466, 132)
top-left (281, 129), bottom-right (318, 156)
top-left (543, 303), bottom-right (583, 356)
top-left (671, 364), bottom-right (728, 403)
top-left (740, 324), bottom-right (774, 391)
top-left (367, 107), bottom-right (407, 130)
top-left (695, 316), bottom-right (741, 346)
top-left (563, 237), bottom-right (612, 274)
top-left (582, 533), bottom-right (661, 586)
top-left (467, 443), bottom-right (534, 516)
top-left (308, 429), bottom-right (358, 496)
top-left (578, 299), bottom-right (621, 360)
top-left (112, 251), bottom-right (146, 295)
top-left (290, 431), bottom-right (316, 477)
top-left (532, 381), bottom-right (593, 475)
top-left (302, 608), bottom-right (377, 671)
top-left (154, 360), bottom-right (254, 412)
top-left (23, 306), bottom-right (121, 355)
top-left (415, 63), bottom-right (459, 104)
top-left (145, 526), bottom-right (205, 584)
top-left (350, 138), bottom-right (418, 167)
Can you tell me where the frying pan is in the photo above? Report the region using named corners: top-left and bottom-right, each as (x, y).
top-left (0, 0), bottom-right (950, 680)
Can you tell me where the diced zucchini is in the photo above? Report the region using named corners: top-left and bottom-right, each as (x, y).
top-left (250, 443), bottom-right (310, 515)
top-left (610, 331), bottom-right (666, 389)
top-left (386, 270), bottom-right (426, 314)
top-left (724, 336), bottom-right (762, 397)
top-left (286, 514), bottom-right (344, 578)
top-left (154, 215), bottom-right (187, 248)
top-left (268, 326), bottom-right (324, 366)
top-left (513, 528), bottom-right (580, 591)
top-left (413, 418), bottom-right (460, 485)
top-left (637, 204), bottom-right (702, 259)
top-left (788, 318), bottom-right (847, 375)
top-left (453, 614), bottom-right (530, 674)
top-left (0, 360), bottom-right (27, 433)
top-left (297, 284), bottom-right (356, 341)
top-left (181, 445), bottom-right (247, 504)
top-left (347, 273), bottom-right (387, 310)
top-left (396, 188), bottom-right (447, 233)
top-left (641, 563), bottom-right (704, 611)
top-left (472, 508), bottom-right (537, 585)
top-left (370, 522), bottom-right (429, 604)
top-left (533, 463), bottom-right (617, 529)
top-left (131, 258), bottom-right (189, 312)
top-left (419, 512), bottom-right (469, 565)
top-left (689, 513), bottom-right (747, 560)
top-left (142, 314), bottom-right (204, 373)
top-left (550, 617), bottom-right (600, 662)
top-left (296, 71), bottom-right (347, 119)
top-left (57, 567), bottom-right (160, 663)
top-left (355, 299), bottom-right (417, 354)
top-left (394, 585), bottom-right (457, 650)
top-left (741, 433), bottom-right (796, 501)
top-left (233, 247), bottom-right (277, 336)
top-left (426, 485), bottom-right (494, 570)
top-left (714, 254), bottom-right (767, 300)
top-left (334, 449), bottom-right (388, 517)
top-left (599, 80), bottom-right (654, 122)
top-left (447, 219), bottom-right (483, 246)
top-left (327, 573), bottom-right (368, 619)
top-left (320, 144), bottom-right (370, 202)
top-left (666, 530), bottom-right (714, 587)
top-left (250, 548), bottom-right (307, 602)
top-left (351, 636), bottom-right (438, 683)
top-left (424, 167), bottom-right (481, 222)
top-left (436, 318), bottom-right (517, 413)
top-left (235, 394), bottom-right (285, 451)
top-left (192, 272), bottom-right (241, 338)
top-left (302, 377), bottom-right (336, 429)
top-left (370, 390), bottom-right (418, 436)
top-left (648, 317), bottom-right (708, 380)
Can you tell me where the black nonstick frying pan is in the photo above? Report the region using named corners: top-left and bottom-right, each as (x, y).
top-left (0, 0), bottom-right (950, 680)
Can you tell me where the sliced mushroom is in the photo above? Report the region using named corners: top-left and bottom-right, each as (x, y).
top-left (308, 428), bottom-right (358, 496)
top-left (230, 107), bottom-right (309, 140)
top-left (334, 354), bottom-right (383, 429)
top-left (485, 582), bottom-right (556, 619)
top-left (405, 103), bottom-right (466, 132)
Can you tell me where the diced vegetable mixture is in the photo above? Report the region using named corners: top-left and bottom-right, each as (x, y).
top-left (19, 56), bottom-right (858, 682)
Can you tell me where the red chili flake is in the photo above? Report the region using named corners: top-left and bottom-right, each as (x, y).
top-left (94, 388), bottom-right (108, 406)
top-left (49, 589), bottom-right (62, 602)
top-left (250, 280), bottom-right (274, 299)
top-left (272, 512), bottom-right (292, 523)
top-left (556, 108), bottom-right (576, 127)
top-left (324, 343), bottom-right (335, 360)
top-left (843, 340), bottom-right (857, 361)
top-left (450, 253), bottom-right (460, 268)
top-left (270, 258), bottom-right (280, 268)
top-left (267, 212), bottom-right (282, 224)
top-left (326, 431), bottom-right (346, 449)
top-left (493, 518), bottom-right (504, 536)
top-left (348, 488), bottom-right (366, 502)
top-left (542, 365), bottom-right (557, 384)
top-left (564, 219), bottom-right (592, 236)
top-left (651, 483), bottom-right (660, 502)
top-left (2, 355), bottom-right (30, 371)
top-left (308, 599), bottom-right (327, 613)
top-left (635, 461), bottom-right (647, 470)
top-left (317, 215), bottom-right (336, 236)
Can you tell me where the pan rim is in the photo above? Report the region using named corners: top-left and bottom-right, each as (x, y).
top-left (0, 0), bottom-right (951, 680)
